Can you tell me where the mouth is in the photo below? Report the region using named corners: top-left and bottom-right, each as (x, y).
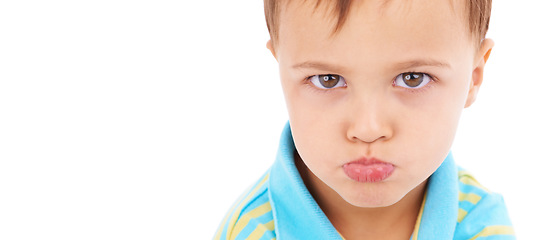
top-left (342, 157), bottom-right (395, 183)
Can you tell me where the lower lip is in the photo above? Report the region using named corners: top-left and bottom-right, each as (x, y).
top-left (343, 162), bottom-right (395, 183)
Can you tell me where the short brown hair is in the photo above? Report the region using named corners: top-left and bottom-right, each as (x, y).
top-left (264, 0), bottom-right (492, 49)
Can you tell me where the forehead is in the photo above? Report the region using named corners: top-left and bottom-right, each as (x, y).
top-left (277, 0), bottom-right (473, 69)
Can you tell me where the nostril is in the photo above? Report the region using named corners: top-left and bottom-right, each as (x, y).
top-left (348, 128), bottom-right (389, 144)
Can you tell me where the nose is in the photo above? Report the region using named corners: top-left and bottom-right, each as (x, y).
top-left (345, 95), bottom-right (393, 144)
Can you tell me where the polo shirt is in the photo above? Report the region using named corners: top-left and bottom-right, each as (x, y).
top-left (214, 123), bottom-right (515, 239)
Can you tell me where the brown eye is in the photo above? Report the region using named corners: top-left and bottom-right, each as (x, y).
top-left (403, 73), bottom-right (423, 87)
top-left (310, 74), bottom-right (346, 89)
top-left (394, 72), bottom-right (431, 89)
top-left (320, 74), bottom-right (339, 88)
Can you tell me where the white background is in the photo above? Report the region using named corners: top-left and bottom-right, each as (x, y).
top-left (0, 1), bottom-right (549, 239)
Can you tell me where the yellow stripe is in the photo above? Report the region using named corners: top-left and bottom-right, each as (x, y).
top-left (227, 175), bottom-right (270, 239)
top-left (230, 202), bottom-right (272, 239)
top-left (411, 189), bottom-right (428, 240)
top-left (457, 208), bottom-right (468, 223)
top-left (214, 173), bottom-right (270, 240)
top-left (468, 225), bottom-right (515, 240)
top-left (459, 177), bottom-right (489, 193)
top-left (458, 170), bottom-right (470, 177)
top-left (337, 230), bottom-right (345, 240)
top-left (458, 171), bottom-right (490, 192)
top-left (245, 220), bottom-right (275, 240)
top-left (265, 219), bottom-right (275, 231)
top-left (214, 188), bottom-right (251, 239)
top-left (458, 192), bottom-right (482, 205)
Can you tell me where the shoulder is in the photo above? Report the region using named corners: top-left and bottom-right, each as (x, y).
top-left (213, 171), bottom-right (276, 240)
top-left (454, 169), bottom-right (516, 240)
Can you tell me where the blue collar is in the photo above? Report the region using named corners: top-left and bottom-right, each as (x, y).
top-left (268, 123), bottom-right (458, 239)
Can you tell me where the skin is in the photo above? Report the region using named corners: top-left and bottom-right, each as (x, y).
top-left (267, 0), bottom-right (494, 239)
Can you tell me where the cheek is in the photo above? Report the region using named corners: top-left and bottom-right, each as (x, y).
top-left (408, 83), bottom-right (469, 159)
top-left (287, 96), bottom-right (342, 160)
top-left (281, 73), bottom-right (343, 135)
top-left (281, 77), bottom-right (346, 168)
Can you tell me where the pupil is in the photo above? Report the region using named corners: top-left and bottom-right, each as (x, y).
top-left (404, 73), bottom-right (423, 87)
top-left (320, 74), bottom-right (339, 88)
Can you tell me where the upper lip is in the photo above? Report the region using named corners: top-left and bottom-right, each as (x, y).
top-left (345, 157), bottom-right (393, 166)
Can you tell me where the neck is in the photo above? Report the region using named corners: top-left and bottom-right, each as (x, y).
top-left (295, 152), bottom-right (427, 240)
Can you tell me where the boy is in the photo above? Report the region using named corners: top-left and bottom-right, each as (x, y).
top-left (215, 0), bottom-right (514, 239)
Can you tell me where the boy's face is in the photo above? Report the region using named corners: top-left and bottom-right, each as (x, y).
top-left (269, 0), bottom-right (493, 207)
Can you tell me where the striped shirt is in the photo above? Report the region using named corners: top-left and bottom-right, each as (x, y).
top-left (214, 124), bottom-right (515, 239)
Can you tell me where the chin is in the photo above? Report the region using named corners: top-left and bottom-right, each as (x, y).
top-left (341, 191), bottom-right (403, 208)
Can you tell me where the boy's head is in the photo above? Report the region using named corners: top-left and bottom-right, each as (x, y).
top-left (265, 0), bottom-right (492, 50)
top-left (264, 0), bottom-right (494, 208)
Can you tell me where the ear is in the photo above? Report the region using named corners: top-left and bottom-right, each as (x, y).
top-left (266, 39), bottom-right (278, 60)
top-left (464, 38), bottom-right (494, 108)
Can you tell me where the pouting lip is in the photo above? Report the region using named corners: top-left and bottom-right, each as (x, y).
top-left (342, 156), bottom-right (395, 183)
top-left (343, 157), bottom-right (393, 167)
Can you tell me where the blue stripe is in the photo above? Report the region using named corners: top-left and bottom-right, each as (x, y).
top-left (219, 224), bottom-right (227, 239)
top-left (234, 223), bottom-right (256, 240)
top-left (217, 172), bottom-right (270, 239)
top-left (453, 194), bottom-right (514, 239)
top-left (458, 199), bottom-right (476, 213)
top-left (241, 188), bottom-right (269, 215)
top-left (259, 229), bottom-right (276, 240)
top-left (458, 183), bottom-right (488, 199)
top-left (256, 210), bottom-right (275, 224)
top-left (219, 211), bottom-right (231, 239)
top-left (219, 192), bottom-right (251, 239)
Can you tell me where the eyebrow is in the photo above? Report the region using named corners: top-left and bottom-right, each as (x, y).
top-left (292, 61), bottom-right (348, 73)
top-left (292, 59), bottom-right (451, 73)
top-left (395, 59), bottom-right (451, 69)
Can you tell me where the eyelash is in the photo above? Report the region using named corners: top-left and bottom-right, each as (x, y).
top-left (305, 72), bottom-right (437, 93)
top-left (394, 72), bottom-right (437, 94)
top-left (305, 74), bottom-right (346, 92)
